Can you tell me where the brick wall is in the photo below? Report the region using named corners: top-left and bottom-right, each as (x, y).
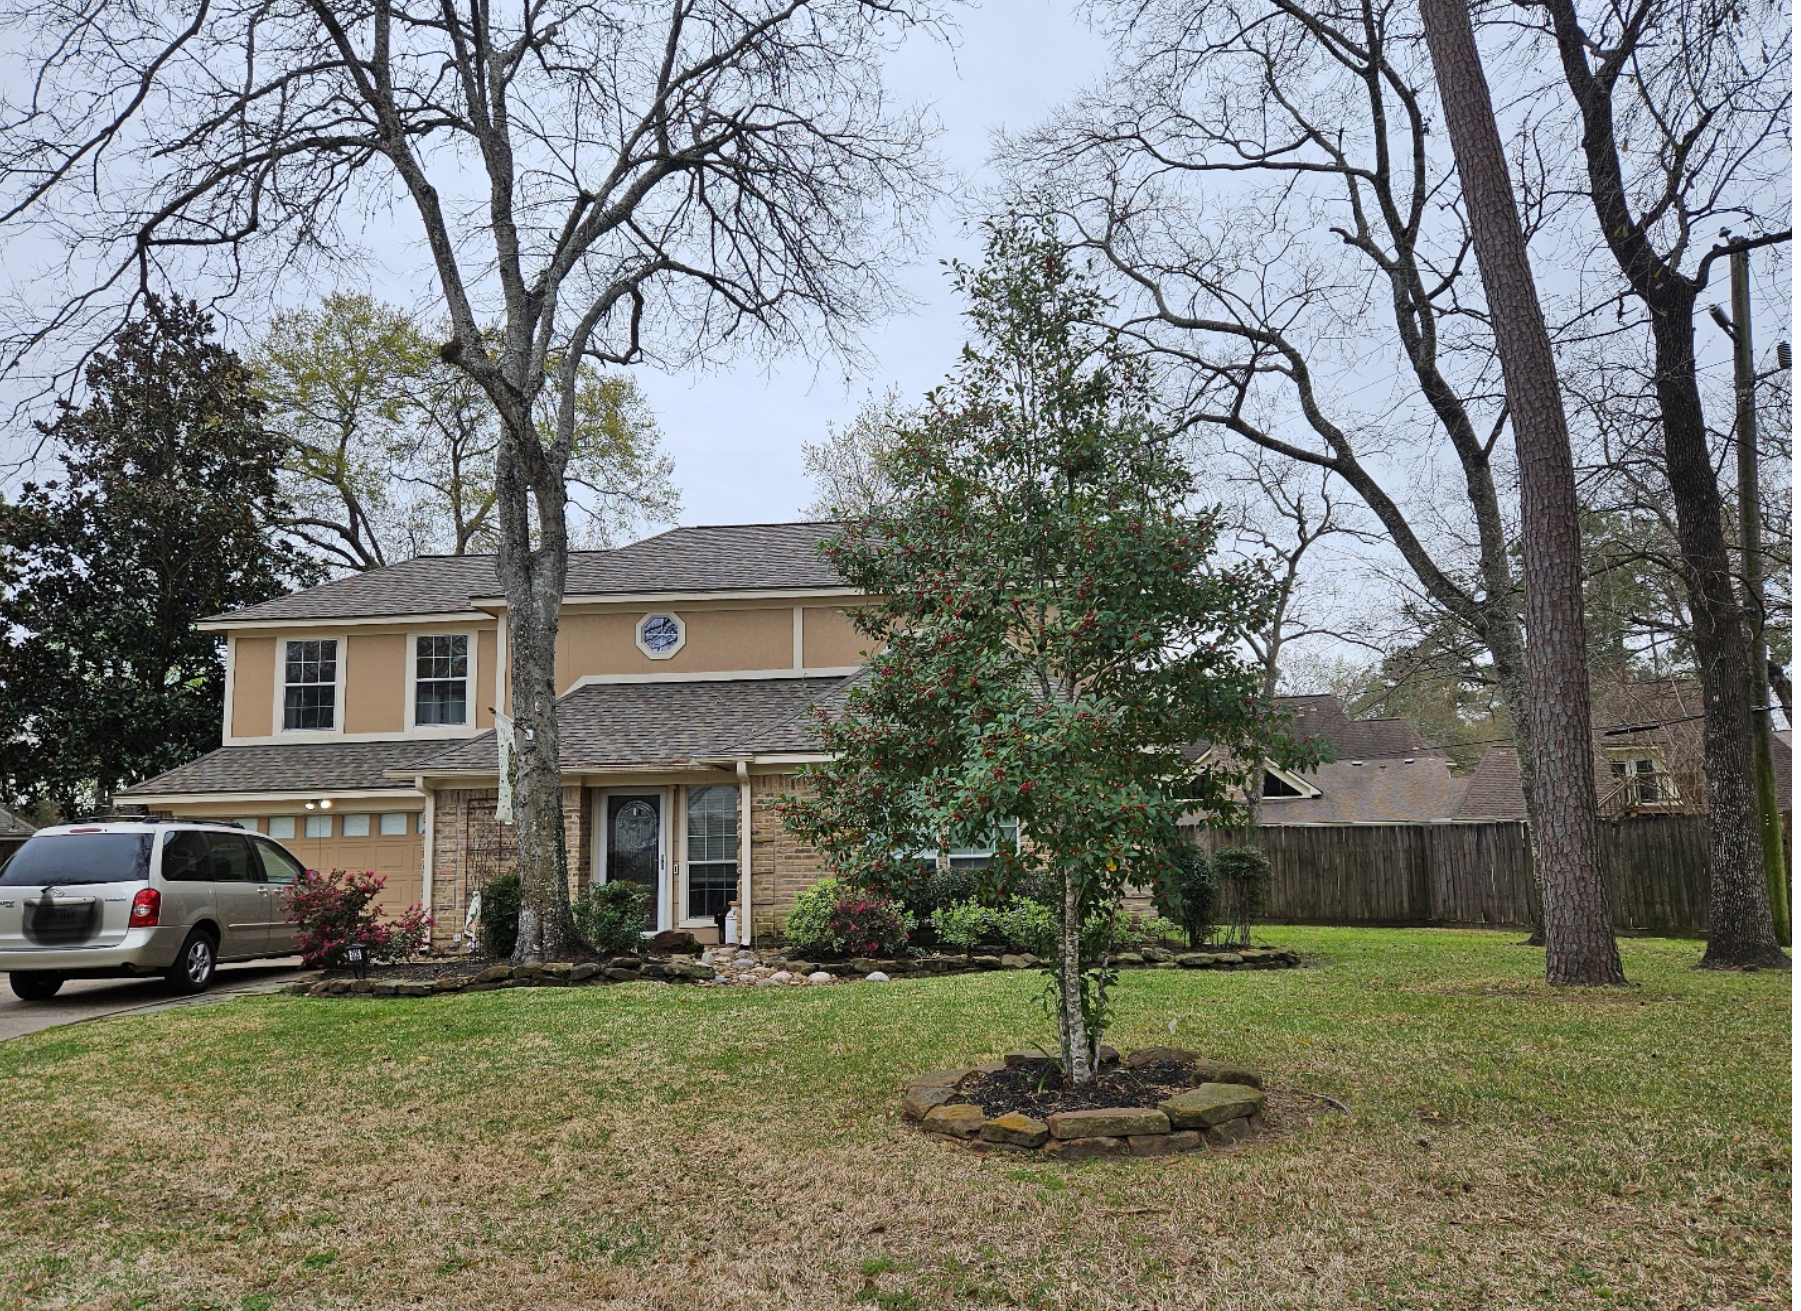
top-left (429, 785), bottom-right (590, 949)
top-left (748, 772), bottom-right (832, 936)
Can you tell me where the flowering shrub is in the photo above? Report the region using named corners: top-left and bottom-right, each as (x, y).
top-left (280, 867), bottom-right (434, 968)
top-left (784, 877), bottom-right (910, 958)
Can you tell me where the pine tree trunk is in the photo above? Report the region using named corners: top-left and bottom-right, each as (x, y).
top-left (496, 415), bottom-right (580, 964)
top-left (1058, 873), bottom-right (1093, 1084)
top-left (1420, 0), bottom-right (1623, 985)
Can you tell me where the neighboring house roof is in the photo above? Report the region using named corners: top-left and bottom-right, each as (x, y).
top-left (1451, 746), bottom-right (1529, 822)
top-left (1255, 757), bottom-right (1469, 825)
top-left (0, 804), bottom-right (35, 839)
top-left (411, 673), bottom-right (855, 775)
top-left (205, 522), bottom-right (847, 625)
top-left (120, 741), bottom-right (438, 798)
top-left (1272, 693), bottom-right (1437, 761)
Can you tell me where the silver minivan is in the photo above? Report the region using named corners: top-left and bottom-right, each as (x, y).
top-left (0, 821), bottom-right (306, 1000)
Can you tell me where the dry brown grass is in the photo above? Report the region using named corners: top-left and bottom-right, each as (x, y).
top-left (0, 928), bottom-right (1787, 1310)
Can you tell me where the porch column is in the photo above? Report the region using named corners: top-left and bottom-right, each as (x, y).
top-left (737, 760), bottom-right (753, 947)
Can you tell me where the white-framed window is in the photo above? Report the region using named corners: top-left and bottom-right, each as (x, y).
top-left (413, 634), bottom-right (470, 726)
top-left (304, 814), bottom-right (332, 838)
top-left (232, 817), bottom-right (261, 833)
top-left (635, 612), bottom-right (686, 660)
top-left (684, 785), bottom-right (738, 920)
top-left (282, 639), bottom-right (339, 731)
top-left (379, 812), bottom-right (410, 836)
top-left (341, 813), bottom-right (371, 837)
top-left (920, 819), bottom-right (1022, 872)
top-left (267, 816), bottom-right (297, 840)
top-left (1608, 750), bottom-right (1678, 806)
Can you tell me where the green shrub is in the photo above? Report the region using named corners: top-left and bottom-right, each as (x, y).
top-left (1153, 844), bottom-right (1217, 947)
top-left (1211, 845), bottom-right (1271, 945)
top-left (931, 898), bottom-right (996, 950)
top-left (477, 872), bottom-right (521, 958)
top-left (783, 877), bottom-right (910, 957)
top-left (993, 898), bottom-right (1058, 956)
top-left (574, 879), bottom-right (652, 954)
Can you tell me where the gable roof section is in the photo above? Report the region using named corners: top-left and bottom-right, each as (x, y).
top-left (205, 522), bottom-right (848, 625)
top-left (558, 522), bottom-right (843, 596)
top-left (119, 741), bottom-right (438, 798)
top-left (412, 673), bottom-right (854, 775)
top-left (1255, 757), bottom-right (1469, 824)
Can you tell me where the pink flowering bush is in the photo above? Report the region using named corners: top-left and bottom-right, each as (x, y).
top-left (784, 877), bottom-right (909, 957)
top-left (281, 867), bottom-right (434, 968)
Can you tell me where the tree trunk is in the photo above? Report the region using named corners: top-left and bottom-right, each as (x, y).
top-left (1420, 0), bottom-right (1623, 985)
top-left (1643, 297), bottom-right (1789, 968)
top-left (1533, 0), bottom-right (1788, 971)
top-left (1058, 872), bottom-right (1093, 1084)
top-left (496, 413), bottom-right (580, 963)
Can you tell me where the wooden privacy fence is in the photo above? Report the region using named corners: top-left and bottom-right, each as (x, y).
top-left (1183, 814), bottom-right (1776, 937)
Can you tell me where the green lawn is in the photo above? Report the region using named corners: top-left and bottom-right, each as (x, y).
top-left (0, 928), bottom-right (1788, 1310)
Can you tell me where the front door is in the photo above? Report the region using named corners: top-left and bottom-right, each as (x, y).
top-left (604, 793), bottom-right (662, 933)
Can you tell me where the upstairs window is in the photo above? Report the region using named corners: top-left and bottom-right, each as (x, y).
top-left (415, 635), bottom-right (470, 726)
top-left (283, 639), bottom-right (338, 730)
top-left (1261, 770), bottom-right (1305, 798)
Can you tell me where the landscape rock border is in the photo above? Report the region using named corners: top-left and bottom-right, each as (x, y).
top-left (904, 1049), bottom-right (1267, 1159)
top-left (285, 942), bottom-right (1301, 999)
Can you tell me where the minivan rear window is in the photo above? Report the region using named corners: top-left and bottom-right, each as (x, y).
top-left (0, 833), bottom-right (154, 886)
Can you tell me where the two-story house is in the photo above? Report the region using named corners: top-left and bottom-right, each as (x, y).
top-left (120, 522), bottom-right (867, 947)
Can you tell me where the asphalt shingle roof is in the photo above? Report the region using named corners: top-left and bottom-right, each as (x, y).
top-left (0, 804), bottom-right (35, 838)
top-left (207, 523), bottom-right (847, 624)
top-left (413, 673), bottom-right (855, 774)
top-left (1255, 759), bottom-right (1468, 825)
top-left (119, 741), bottom-right (439, 797)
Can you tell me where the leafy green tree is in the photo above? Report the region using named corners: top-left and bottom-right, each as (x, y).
top-left (0, 297), bottom-right (312, 815)
top-left (781, 214), bottom-right (1315, 1082)
top-left (255, 294), bottom-right (680, 570)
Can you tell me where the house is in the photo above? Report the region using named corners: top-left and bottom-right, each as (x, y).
top-left (1249, 694), bottom-right (1468, 825)
top-left (121, 522), bottom-right (868, 946)
top-left (1453, 676), bottom-right (1793, 822)
top-left (0, 804), bottom-right (34, 866)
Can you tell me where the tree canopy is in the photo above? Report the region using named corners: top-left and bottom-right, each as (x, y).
top-left (0, 298), bottom-right (312, 816)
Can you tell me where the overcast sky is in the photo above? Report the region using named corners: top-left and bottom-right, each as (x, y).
top-left (612, 0), bottom-right (1112, 528)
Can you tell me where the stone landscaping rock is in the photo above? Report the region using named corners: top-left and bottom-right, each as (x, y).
top-left (473, 965), bottom-right (513, 984)
top-left (783, 961), bottom-right (814, 975)
top-left (921, 1103), bottom-right (986, 1140)
top-left (1159, 1082), bottom-right (1266, 1129)
top-left (865, 971), bottom-right (891, 983)
top-left (610, 954), bottom-right (644, 970)
top-left (1047, 1108), bottom-right (1170, 1140)
top-left (639, 962), bottom-right (667, 979)
top-left (770, 970), bottom-right (793, 983)
top-left (399, 982), bottom-right (432, 997)
top-left (372, 982), bottom-right (398, 997)
top-left (904, 1085), bottom-right (960, 1121)
top-left (1176, 953), bottom-right (1212, 968)
top-left (604, 967), bottom-right (642, 982)
top-left (980, 1113), bottom-right (1050, 1148)
top-left (541, 961), bottom-right (572, 977)
top-left (1044, 1135), bottom-right (1126, 1160)
top-left (1142, 947), bottom-right (1174, 963)
top-left (1098, 1044), bottom-right (1121, 1067)
top-left (1123, 1046), bottom-right (1197, 1069)
top-left (999, 953), bottom-right (1039, 969)
top-left (847, 958), bottom-right (879, 973)
top-left (1127, 1131), bottom-right (1198, 1157)
top-left (807, 971), bottom-right (833, 984)
top-left (1189, 1060), bottom-right (1263, 1089)
top-left (972, 955), bottom-right (1002, 969)
top-left (1213, 952), bottom-right (1244, 966)
top-left (1003, 1050), bottom-right (1058, 1070)
top-left (431, 977), bottom-right (463, 992)
top-left (1205, 1115), bottom-right (1259, 1146)
top-left (648, 930), bottom-right (702, 955)
top-left (1113, 952), bottom-right (1145, 966)
top-left (568, 963), bottom-right (600, 982)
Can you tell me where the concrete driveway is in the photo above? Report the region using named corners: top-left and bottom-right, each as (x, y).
top-left (0, 959), bottom-right (313, 1042)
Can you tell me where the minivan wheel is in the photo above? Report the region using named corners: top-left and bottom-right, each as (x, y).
top-left (8, 971), bottom-right (65, 1001)
top-left (165, 930), bottom-right (217, 994)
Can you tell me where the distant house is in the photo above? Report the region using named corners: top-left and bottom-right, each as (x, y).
top-left (0, 804), bottom-right (35, 865)
top-left (1454, 677), bottom-right (1793, 822)
top-left (1249, 694), bottom-right (1468, 826)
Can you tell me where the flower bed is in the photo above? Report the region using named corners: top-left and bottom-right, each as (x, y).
top-left (903, 1048), bottom-right (1266, 1158)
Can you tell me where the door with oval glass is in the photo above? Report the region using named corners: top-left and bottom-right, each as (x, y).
top-left (602, 792), bottom-right (664, 933)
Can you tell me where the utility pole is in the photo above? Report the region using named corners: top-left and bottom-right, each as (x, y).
top-left (1712, 245), bottom-right (1790, 945)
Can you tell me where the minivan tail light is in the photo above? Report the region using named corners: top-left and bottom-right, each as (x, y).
top-left (129, 888), bottom-right (161, 928)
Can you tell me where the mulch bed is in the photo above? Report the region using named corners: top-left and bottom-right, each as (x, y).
top-left (958, 1060), bottom-right (1198, 1118)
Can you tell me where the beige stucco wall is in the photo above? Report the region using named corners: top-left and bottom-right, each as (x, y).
top-left (802, 606), bottom-right (868, 668)
top-left (345, 633), bottom-right (406, 734)
top-left (555, 604), bottom-right (798, 689)
top-left (230, 637), bottom-right (276, 738)
top-left (476, 627), bottom-right (498, 729)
